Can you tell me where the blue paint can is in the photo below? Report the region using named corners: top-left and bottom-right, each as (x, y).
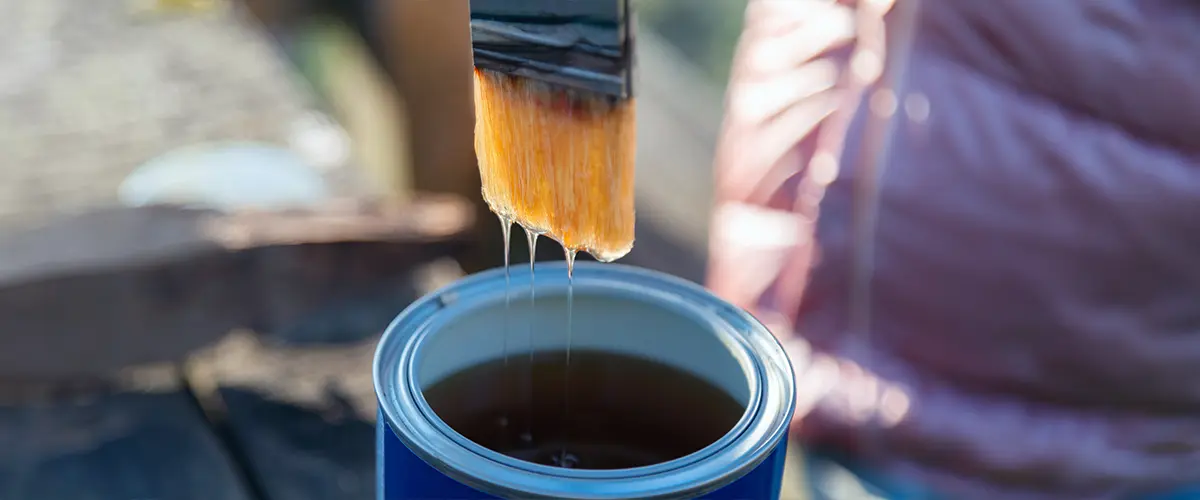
top-left (374, 262), bottom-right (795, 499)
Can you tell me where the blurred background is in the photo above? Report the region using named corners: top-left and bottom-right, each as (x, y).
top-left (0, 1), bottom-right (805, 499)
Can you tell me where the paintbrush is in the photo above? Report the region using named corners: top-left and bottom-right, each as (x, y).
top-left (470, 0), bottom-right (636, 262)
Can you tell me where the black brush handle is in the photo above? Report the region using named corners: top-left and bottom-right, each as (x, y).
top-left (469, 0), bottom-right (634, 99)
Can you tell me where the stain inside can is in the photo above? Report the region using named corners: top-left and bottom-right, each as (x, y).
top-left (423, 349), bottom-right (745, 470)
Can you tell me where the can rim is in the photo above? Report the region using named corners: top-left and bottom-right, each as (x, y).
top-left (408, 279), bottom-right (760, 480)
top-left (374, 262), bottom-right (796, 499)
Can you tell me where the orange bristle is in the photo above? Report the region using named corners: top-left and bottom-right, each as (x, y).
top-left (473, 68), bottom-right (636, 262)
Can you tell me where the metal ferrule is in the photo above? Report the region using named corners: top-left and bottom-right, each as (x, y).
top-left (469, 0), bottom-right (634, 99)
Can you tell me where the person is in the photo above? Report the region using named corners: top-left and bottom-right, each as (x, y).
top-left (706, 1), bottom-right (1200, 498)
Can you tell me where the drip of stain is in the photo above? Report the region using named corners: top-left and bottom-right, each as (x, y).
top-left (556, 248), bottom-right (580, 468)
top-left (497, 214), bottom-right (513, 432)
top-left (500, 215), bottom-right (513, 366)
top-left (521, 226), bottom-right (539, 445)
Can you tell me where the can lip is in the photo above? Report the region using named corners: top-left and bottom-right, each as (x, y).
top-left (374, 262), bottom-right (796, 499)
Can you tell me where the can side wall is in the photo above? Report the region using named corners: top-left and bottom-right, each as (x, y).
top-left (704, 431), bottom-right (789, 500)
top-left (378, 412), bottom-right (790, 500)
top-left (378, 408), bottom-right (493, 499)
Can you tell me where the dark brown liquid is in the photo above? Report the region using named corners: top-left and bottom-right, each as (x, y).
top-left (422, 350), bottom-right (745, 470)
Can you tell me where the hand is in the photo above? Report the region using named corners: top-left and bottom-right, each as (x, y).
top-left (708, 0), bottom-right (893, 319)
top-left (719, 0), bottom-right (900, 198)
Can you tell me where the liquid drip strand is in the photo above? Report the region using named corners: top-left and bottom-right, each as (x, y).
top-left (559, 248), bottom-right (578, 466)
top-left (500, 215), bottom-right (513, 367)
top-left (498, 215), bottom-right (514, 434)
top-left (523, 226), bottom-right (540, 442)
top-left (564, 248), bottom-right (576, 367)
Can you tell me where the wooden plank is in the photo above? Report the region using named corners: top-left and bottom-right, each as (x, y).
top-left (0, 196), bottom-right (473, 378)
top-left (0, 377), bottom-right (252, 500)
top-left (186, 331), bottom-right (382, 500)
top-left (183, 262), bottom-right (463, 500)
top-left (217, 385), bottom-right (376, 500)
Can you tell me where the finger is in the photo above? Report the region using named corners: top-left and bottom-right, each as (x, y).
top-left (729, 59), bottom-right (840, 124)
top-left (719, 87), bottom-right (842, 204)
top-left (740, 0), bottom-right (857, 72)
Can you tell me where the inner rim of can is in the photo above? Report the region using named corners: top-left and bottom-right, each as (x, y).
top-left (375, 262), bottom-right (795, 499)
top-left (409, 282), bottom-right (760, 479)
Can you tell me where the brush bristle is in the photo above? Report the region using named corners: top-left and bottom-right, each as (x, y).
top-left (473, 68), bottom-right (636, 262)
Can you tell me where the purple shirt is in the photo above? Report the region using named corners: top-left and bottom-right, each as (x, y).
top-left (707, 1), bottom-right (1200, 498)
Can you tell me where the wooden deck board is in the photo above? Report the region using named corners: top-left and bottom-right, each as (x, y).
top-left (181, 263), bottom-right (462, 500)
top-left (0, 388), bottom-right (252, 500)
top-left (185, 331), bottom-right (389, 500)
top-left (218, 387), bottom-right (375, 500)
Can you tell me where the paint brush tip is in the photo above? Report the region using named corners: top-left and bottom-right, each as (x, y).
top-left (473, 70), bottom-right (637, 262)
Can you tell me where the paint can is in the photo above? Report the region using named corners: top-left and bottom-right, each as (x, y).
top-left (374, 262), bottom-right (795, 499)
